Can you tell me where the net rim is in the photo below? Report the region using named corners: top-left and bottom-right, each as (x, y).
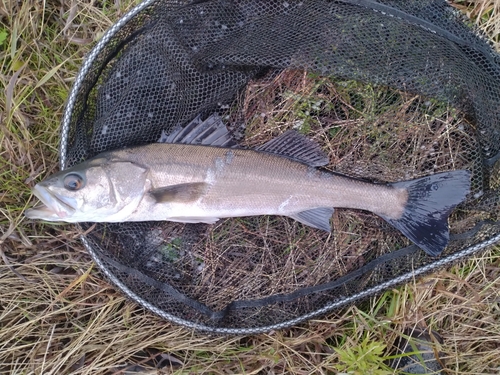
top-left (80, 231), bottom-right (500, 334)
top-left (59, 0), bottom-right (500, 334)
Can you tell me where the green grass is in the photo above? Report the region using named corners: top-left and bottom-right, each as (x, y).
top-left (0, 0), bottom-right (500, 374)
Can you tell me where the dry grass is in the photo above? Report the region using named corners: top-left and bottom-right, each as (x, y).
top-left (170, 69), bottom-right (479, 313)
top-left (1, 0), bottom-right (499, 374)
top-left (453, 0), bottom-right (500, 50)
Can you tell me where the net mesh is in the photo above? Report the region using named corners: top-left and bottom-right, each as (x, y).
top-left (61, 0), bottom-right (500, 333)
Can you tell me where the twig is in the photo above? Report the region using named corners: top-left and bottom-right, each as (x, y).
top-left (0, 245), bottom-right (35, 284)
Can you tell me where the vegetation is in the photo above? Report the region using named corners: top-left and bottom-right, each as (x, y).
top-left (0, 0), bottom-right (499, 373)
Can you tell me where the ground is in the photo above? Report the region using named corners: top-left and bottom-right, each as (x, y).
top-left (0, 1), bottom-right (499, 374)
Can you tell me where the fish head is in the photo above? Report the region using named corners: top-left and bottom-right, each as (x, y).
top-left (25, 157), bottom-right (149, 222)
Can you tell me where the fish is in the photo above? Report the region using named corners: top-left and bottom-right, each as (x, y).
top-left (25, 114), bottom-right (471, 256)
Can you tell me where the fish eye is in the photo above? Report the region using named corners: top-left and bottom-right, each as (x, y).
top-left (63, 173), bottom-right (85, 191)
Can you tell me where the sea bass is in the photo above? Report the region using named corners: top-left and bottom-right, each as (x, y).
top-left (25, 115), bottom-right (470, 256)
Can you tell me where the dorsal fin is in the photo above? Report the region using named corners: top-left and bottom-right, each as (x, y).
top-left (158, 114), bottom-right (237, 147)
top-left (256, 130), bottom-right (329, 167)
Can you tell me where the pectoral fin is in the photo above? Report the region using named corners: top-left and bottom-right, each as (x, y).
top-left (149, 182), bottom-right (209, 203)
top-left (288, 207), bottom-right (334, 232)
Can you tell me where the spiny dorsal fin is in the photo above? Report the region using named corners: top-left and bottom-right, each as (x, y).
top-left (257, 130), bottom-right (329, 167)
top-left (158, 114), bottom-right (237, 147)
top-left (149, 182), bottom-right (209, 203)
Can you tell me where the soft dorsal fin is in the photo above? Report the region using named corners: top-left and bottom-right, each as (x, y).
top-left (256, 130), bottom-right (329, 167)
top-left (158, 114), bottom-right (237, 147)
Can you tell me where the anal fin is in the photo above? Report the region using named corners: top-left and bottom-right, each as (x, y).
top-left (288, 207), bottom-right (334, 232)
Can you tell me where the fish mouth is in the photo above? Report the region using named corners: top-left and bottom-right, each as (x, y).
top-left (25, 184), bottom-right (76, 220)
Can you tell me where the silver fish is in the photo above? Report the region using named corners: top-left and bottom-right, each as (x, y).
top-left (25, 115), bottom-right (470, 256)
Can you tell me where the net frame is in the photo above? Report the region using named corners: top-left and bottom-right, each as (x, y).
top-left (59, 0), bottom-right (500, 334)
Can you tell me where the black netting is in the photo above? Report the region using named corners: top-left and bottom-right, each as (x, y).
top-left (61, 0), bottom-right (500, 333)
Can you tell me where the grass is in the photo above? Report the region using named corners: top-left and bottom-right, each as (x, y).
top-left (453, 0), bottom-right (500, 48)
top-left (0, 0), bottom-right (499, 374)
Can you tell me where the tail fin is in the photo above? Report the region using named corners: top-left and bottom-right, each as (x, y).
top-left (381, 170), bottom-right (470, 257)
